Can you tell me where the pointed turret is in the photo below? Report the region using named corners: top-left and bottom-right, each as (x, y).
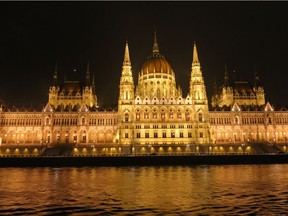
top-left (152, 31), bottom-right (160, 55)
top-left (123, 41), bottom-right (131, 66)
top-left (86, 61), bottom-right (91, 86)
top-left (189, 42), bottom-right (212, 144)
top-left (189, 42), bottom-right (208, 103)
top-left (254, 65), bottom-right (260, 87)
top-left (121, 41), bottom-right (133, 77)
top-left (53, 62), bottom-right (58, 86)
top-left (49, 62), bottom-right (60, 108)
top-left (224, 64), bottom-right (229, 87)
top-left (119, 41), bottom-right (134, 103)
top-left (92, 73), bottom-right (95, 86)
top-left (192, 42), bottom-right (200, 67)
top-left (213, 80), bottom-right (218, 95)
top-left (91, 73), bottom-right (96, 94)
top-left (118, 41), bottom-right (135, 145)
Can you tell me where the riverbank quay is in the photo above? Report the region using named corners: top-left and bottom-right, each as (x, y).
top-left (0, 154), bottom-right (288, 167)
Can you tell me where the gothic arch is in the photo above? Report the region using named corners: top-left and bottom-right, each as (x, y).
top-left (135, 96), bottom-right (142, 105)
top-left (143, 97), bottom-right (150, 105)
top-left (106, 129), bottom-right (113, 143)
top-left (152, 97), bottom-right (159, 105)
top-left (160, 97), bottom-right (167, 104)
top-left (89, 129), bottom-right (97, 144)
top-left (25, 129), bottom-right (33, 143)
top-left (185, 96), bottom-right (192, 105)
top-left (97, 129), bottom-right (105, 143)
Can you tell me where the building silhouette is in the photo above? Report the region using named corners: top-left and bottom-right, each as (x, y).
top-left (1, 33), bottom-right (288, 155)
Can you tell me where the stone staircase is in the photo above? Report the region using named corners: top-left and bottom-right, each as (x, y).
top-left (249, 141), bottom-right (283, 154)
top-left (40, 144), bottom-right (73, 156)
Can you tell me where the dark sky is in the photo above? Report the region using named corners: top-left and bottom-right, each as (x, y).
top-left (0, 2), bottom-right (288, 108)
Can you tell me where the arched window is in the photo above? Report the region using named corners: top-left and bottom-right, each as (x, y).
top-left (45, 117), bottom-right (50, 126)
top-left (153, 110), bottom-right (157, 119)
top-left (144, 110), bottom-right (149, 119)
top-left (81, 117), bottom-right (85, 125)
top-left (125, 91), bottom-right (129, 100)
top-left (169, 110), bottom-right (173, 119)
top-left (73, 131), bottom-right (77, 143)
top-left (171, 131), bottom-right (175, 138)
top-left (185, 111), bottom-right (190, 121)
top-left (198, 113), bottom-right (203, 122)
top-left (136, 111), bottom-right (140, 121)
top-left (47, 133), bottom-right (51, 143)
top-left (124, 113), bottom-right (129, 122)
top-left (177, 110), bottom-right (182, 119)
top-left (235, 116), bottom-right (239, 124)
top-left (82, 131), bottom-right (86, 143)
top-left (161, 111), bottom-right (165, 120)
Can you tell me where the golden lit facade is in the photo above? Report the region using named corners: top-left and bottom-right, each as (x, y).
top-left (211, 68), bottom-right (265, 107)
top-left (117, 33), bottom-right (212, 150)
top-left (0, 34), bottom-right (288, 155)
top-left (210, 102), bottom-right (288, 144)
top-left (0, 108), bottom-right (117, 146)
top-left (48, 63), bottom-right (98, 110)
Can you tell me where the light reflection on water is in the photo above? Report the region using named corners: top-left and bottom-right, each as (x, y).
top-left (0, 165), bottom-right (288, 215)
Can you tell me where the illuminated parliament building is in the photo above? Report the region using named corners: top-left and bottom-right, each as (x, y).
top-left (1, 33), bottom-right (288, 155)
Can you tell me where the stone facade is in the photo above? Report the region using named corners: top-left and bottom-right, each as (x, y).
top-left (0, 34), bottom-right (287, 155)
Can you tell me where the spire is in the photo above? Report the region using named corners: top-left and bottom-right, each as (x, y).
top-left (53, 62), bottom-right (58, 86)
top-left (224, 64), bottom-right (229, 87)
top-left (192, 42), bottom-right (200, 67)
top-left (92, 73), bottom-right (95, 86)
top-left (254, 65), bottom-right (260, 87)
top-left (86, 61), bottom-right (90, 78)
top-left (123, 41), bottom-right (131, 66)
top-left (86, 61), bottom-right (91, 85)
top-left (254, 65), bottom-right (259, 80)
top-left (92, 73), bottom-right (96, 94)
top-left (152, 31), bottom-right (160, 55)
top-left (213, 80), bottom-right (218, 95)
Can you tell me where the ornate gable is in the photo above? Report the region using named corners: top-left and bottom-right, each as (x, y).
top-left (231, 103), bottom-right (241, 112)
top-left (265, 102), bottom-right (273, 112)
top-left (43, 103), bottom-right (54, 112)
top-left (78, 103), bottom-right (88, 112)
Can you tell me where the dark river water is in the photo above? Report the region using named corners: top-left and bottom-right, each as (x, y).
top-left (1, 164), bottom-right (288, 215)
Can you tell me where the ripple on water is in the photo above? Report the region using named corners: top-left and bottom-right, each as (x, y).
top-left (1, 165), bottom-right (288, 215)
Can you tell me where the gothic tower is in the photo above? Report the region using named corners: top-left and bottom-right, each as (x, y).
top-left (117, 42), bottom-right (135, 145)
top-left (48, 62), bottom-right (97, 110)
top-left (189, 43), bottom-right (212, 144)
top-left (82, 62), bottom-right (98, 107)
top-left (48, 63), bottom-right (60, 107)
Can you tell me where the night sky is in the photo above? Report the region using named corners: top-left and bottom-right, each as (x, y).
top-left (1, 2), bottom-right (288, 108)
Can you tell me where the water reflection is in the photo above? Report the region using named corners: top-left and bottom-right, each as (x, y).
top-left (0, 165), bottom-right (288, 215)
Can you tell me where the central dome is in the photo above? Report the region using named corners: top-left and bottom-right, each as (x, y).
top-left (139, 32), bottom-right (174, 76)
top-left (136, 32), bottom-right (180, 99)
top-left (141, 54), bottom-right (173, 75)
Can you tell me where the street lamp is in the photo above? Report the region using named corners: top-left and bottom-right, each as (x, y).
top-left (241, 143), bottom-right (246, 154)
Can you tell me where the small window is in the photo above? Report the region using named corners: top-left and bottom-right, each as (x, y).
top-left (124, 113), bottom-right (129, 122)
top-left (200, 132), bottom-right (204, 138)
top-left (198, 113), bottom-right (203, 122)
